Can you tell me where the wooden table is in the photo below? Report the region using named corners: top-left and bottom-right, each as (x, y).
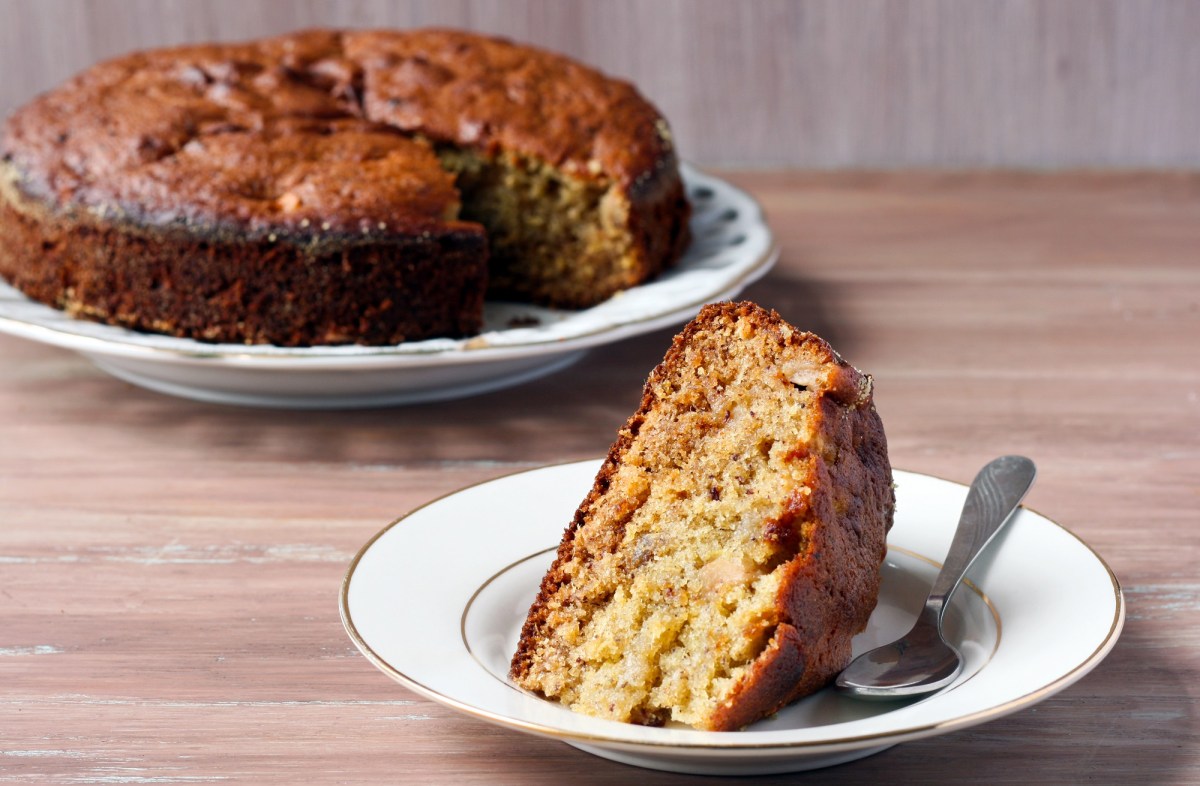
top-left (2, 172), bottom-right (1197, 784)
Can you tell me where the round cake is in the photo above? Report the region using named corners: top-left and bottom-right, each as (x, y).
top-left (0, 29), bottom-right (690, 346)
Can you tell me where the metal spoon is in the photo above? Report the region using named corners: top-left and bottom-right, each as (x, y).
top-left (836, 455), bottom-right (1037, 700)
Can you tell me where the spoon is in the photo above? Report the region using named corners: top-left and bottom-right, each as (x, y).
top-left (836, 455), bottom-right (1037, 700)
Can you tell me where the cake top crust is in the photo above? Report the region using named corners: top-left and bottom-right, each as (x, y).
top-left (2, 28), bottom-right (677, 235)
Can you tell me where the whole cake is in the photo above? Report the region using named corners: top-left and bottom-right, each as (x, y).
top-left (0, 29), bottom-right (690, 346)
top-left (510, 301), bottom-right (894, 730)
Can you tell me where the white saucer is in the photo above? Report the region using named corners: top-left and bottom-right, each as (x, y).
top-left (340, 462), bottom-right (1124, 776)
top-left (0, 165), bottom-right (776, 408)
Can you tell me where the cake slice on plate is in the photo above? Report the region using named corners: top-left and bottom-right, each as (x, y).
top-left (510, 301), bottom-right (894, 730)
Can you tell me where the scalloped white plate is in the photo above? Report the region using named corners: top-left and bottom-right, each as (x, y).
top-left (0, 165), bottom-right (775, 408)
top-left (341, 462), bottom-right (1124, 775)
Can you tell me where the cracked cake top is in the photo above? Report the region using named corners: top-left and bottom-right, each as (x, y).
top-left (2, 28), bottom-right (677, 236)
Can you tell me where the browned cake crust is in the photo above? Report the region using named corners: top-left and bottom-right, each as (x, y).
top-left (510, 302), bottom-right (894, 730)
top-left (0, 29), bottom-right (689, 345)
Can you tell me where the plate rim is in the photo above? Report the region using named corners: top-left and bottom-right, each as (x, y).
top-left (339, 461), bottom-right (1125, 754)
top-left (0, 164), bottom-right (778, 370)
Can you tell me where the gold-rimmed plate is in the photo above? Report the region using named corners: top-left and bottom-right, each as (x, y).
top-left (0, 165), bottom-right (776, 409)
top-left (340, 462), bottom-right (1123, 775)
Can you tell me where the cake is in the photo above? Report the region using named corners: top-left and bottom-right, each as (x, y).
top-left (510, 302), bottom-right (894, 730)
top-left (0, 29), bottom-right (690, 346)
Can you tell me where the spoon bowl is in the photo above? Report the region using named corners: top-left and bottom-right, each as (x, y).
top-left (837, 456), bottom-right (1037, 700)
top-left (837, 607), bottom-right (964, 700)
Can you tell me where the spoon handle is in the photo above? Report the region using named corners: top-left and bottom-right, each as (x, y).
top-left (926, 456), bottom-right (1037, 621)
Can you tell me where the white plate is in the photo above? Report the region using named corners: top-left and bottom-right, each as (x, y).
top-left (0, 165), bottom-right (775, 409)
top-left (340, 462), bottom-right (1124, 776)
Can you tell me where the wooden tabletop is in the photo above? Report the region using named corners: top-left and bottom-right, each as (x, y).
top-left (2, 171), bottom-right (1197, 784)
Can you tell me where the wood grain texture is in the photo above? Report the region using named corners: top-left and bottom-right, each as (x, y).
top-left (1, 171), bottom-right (1198, 783)
top-left (0, 0), bottom-right (1198, 168)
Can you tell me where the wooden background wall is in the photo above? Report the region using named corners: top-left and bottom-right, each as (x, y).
top-left (1, 0), bottom-right (1196, 169)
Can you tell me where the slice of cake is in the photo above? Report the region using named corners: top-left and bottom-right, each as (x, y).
top-left (510, 301), bottom-right (893, 730)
